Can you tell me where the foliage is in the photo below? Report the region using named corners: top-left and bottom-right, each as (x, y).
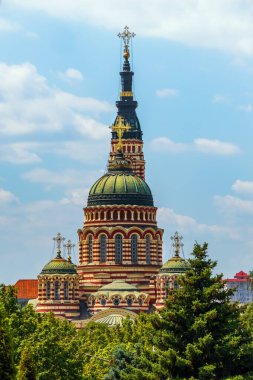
top-left (0, 304), bottom-right (16, 380)
top-left (1, 244), bottom-right (253, 380)
top-left (106, 243), bottom-right (253, 380)
top-left (17, 344), bottom-right (37, 380)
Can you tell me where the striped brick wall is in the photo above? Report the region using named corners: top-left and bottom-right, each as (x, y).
top-left (109, 139), bottom-right (145, 179)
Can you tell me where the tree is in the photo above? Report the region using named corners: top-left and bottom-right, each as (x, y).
top-left (17, 345), bottom-right (37, 380)
top-left (106, 243), bottom-right (253, 380)
top-left (0, 305), bottom-right (16, 380)
top-left (151, 243), bottom-right (253, 379)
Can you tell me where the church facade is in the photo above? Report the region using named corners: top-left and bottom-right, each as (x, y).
top-left (33, 27), bottom-right (189, 326)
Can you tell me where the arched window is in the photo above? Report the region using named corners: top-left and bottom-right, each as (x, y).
top-left (100, 235), bottom-right (107, 263)
top-left (146, 235), bottom-right (151, 264)
top-left (131, 235), bottom-right (138, 263)
top-left (115, 234), bottom-right (122, 264)
top-left (126, 297), bottom-right (133, 306)
top-left (46, 281), bottom-right (50, 299)
top-left (100, 298), bottom-right (107, 306)
top-left (64, 281), bottom-right (69, 300)
top-left (113, 297), bottom-right (120, 306)
top-left (54, 281), bottom-right (60, 300)
top-left (156, 238), bottom-right (159, 264)
top-left (88, 235), bottom-right (93, 263)
top-left (72, 285), bottom-right (75, 299)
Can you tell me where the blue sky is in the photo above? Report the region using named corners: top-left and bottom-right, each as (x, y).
top-left (1, 0), bottom-right (253, 283)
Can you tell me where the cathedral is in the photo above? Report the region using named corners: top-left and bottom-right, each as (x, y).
top-left (18, 27), bottom-right (189, 327)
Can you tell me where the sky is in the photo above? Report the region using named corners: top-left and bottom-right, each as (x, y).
top-left (1, 0), bottom-right (253, 283)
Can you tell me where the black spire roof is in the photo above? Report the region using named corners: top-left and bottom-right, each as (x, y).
top-left (112, 40), bottom-right (142, 141)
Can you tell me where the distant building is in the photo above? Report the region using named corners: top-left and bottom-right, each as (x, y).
top-left (14, 279), bottom-right (38, 307)
top-left (226, 271), bottom-right (253, 304)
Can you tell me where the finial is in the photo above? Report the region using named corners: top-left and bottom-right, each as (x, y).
top-left (170, 231), bottom-right (183, 257)
top-left (118, 26), bottom-right (135, 60)
top-left (110, 115), bottom-right (131, 152)
top-left (53, 232), bottom-right (65, 258)
top-left (64, 239), bottom-right (75, 262)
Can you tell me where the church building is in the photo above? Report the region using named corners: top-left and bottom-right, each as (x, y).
top-left (17, 27), bottom-right (189, 327)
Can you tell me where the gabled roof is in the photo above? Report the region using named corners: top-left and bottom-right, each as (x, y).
top-left (235, 271), bottom-right (248, 277)
top-left (14, 279), bottom-right (38, 299)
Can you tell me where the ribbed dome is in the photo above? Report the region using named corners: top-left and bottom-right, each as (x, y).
top-left (87, 152), bottom-right (153, 206)
top-left (99, 280), bottom-right (138, 292)
top-left (161, 255), bottom-right (189, 275)
top-left (41, 256), bottom-right (77, 275)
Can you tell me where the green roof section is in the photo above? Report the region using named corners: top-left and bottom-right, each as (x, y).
top-left (160, 255), bottom-right (190, 275)
top-left (40, 256), bottom-right (77, 275)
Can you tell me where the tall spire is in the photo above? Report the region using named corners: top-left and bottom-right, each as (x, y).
top-left (109, 26), bottom-right (146, 180)
top-left (114, 26), bottom-right (141, 139)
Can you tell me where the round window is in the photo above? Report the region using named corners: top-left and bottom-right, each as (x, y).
top-left (113, 298), bottom-right (120, 306)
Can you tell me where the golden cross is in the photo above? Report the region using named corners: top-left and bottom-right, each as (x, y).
top-left (111, 115), bottom-right (131, 152)
top-left (118, 26), bottom-right (135, 50)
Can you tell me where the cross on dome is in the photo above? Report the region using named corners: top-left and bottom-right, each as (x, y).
top-left (111, 115), bottom-right (131, 152)
top-left (64, 239), bottom-right (75, 262)
top-left (118, 26), bottom-right (135, 60)
top-left (53, 232), bottom-right (65, 257)
top-left (170, 231), bottom-right (184, 257)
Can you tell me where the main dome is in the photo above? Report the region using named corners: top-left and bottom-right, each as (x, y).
top-left (87, 152), bottom-right (153, 206)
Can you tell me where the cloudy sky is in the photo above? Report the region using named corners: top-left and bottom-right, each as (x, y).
top-left (1, 0), bottom-right (253, 283)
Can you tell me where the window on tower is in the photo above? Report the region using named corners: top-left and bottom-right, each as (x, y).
top-left (146, 235), bottom-right (151, 264)
top-left (54, 281), bottom-right (60, 300)
top-left (46, 281), bottom-right (50, 299)
top-left (156, 238), bottom-right (159, 264)
top-left (88, 235), bottom-right (93, 263)
top-left (64, 281), bottom-right (69, 300)
top-left (100, 234), bottom-right (107, 262)
top-left (131, 234), bottom-right (138, 263)
top-left (115, 234), bottom-right (122, 263)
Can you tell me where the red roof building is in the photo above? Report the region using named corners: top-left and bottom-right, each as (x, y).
top-left (14, 279), bottom-right (38, 300)
top-left (226, 271), bottom-right (253, 304)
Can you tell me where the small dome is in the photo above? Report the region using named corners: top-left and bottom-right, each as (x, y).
top-left (41, 256), bottom-right (77, 275)
top-left (88, 153), bottom-right (153, 206)
top-left (99, 280), bottom-right (138, 292)
top-left (161, 255), bottom-right (189, 275)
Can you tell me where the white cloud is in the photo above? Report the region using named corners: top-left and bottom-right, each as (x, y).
top-left (60, 187), bottom-right (89, 206)
top-left (232, 180), bottom-right (253, 195)
top-left (8, 0), bottom-right (253, 56)
top-left (0, 62), bottom-right (112, 136)
top-left (212, 94), bottom-right (228, 104)
top-left (0, 188), bottom-right (18, 203)
top-left (157, 207), bottom-right (240, 239)
top-left (22, 167), bottom-right (101, 191)
top-left (151, 137), bottom-right (240, 156)
top-left (214, 195), bottom-right (253, 214)
top-left (59, 68), bottom-right (84, 82)
top-left (151, 137), bottom-right (187, 153)
top-left (156, 88), bottom-right (178, 98)
top-left (0, 143), bottom-right (41, 164)
top-left (239, 104), bottom-right (253, 112)
top-left (194, 138), bottom-right (240, 155)
top-left (0, 18), bottom-right (19, 32)
top-left (73, 115), bottom-right (108, 139)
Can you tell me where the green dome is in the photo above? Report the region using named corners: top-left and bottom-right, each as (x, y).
top-left (161, 255), bottom-right (189, 275)
top-left (87, 152), bottom-right (153, 206)
top-left (41, 256), bottom-right (77, 275)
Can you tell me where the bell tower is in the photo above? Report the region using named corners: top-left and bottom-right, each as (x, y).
top-left (109, 26), bottom-right (145, 179)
